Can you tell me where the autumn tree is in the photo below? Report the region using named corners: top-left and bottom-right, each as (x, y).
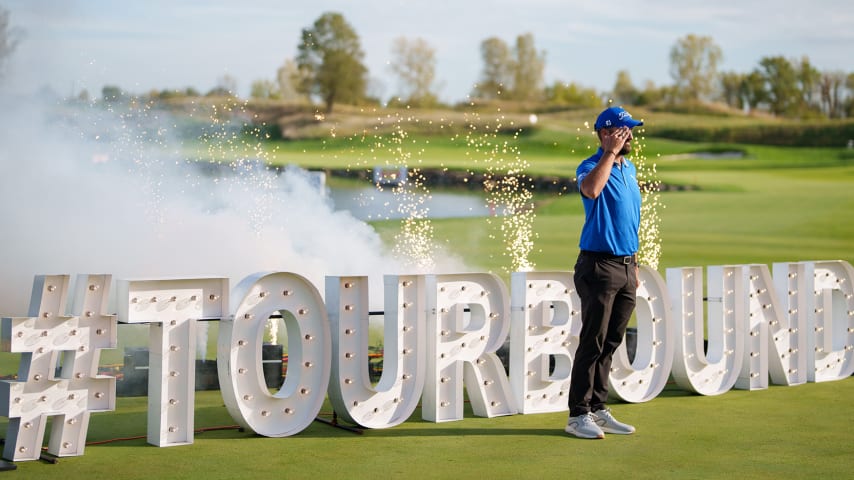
top-left (511, 33), bottom-right (545, 101)
top-left (296, 12), bottom-right (368, 113)
top-left (473, 37), bottom-right (513, 99)
top-left (388, 36), bottom-right (439, 107)
top-left (276, 58), bottom-right (306, 103)
top-left (473, 33), bottom-right (545, 101)
top-left (669, 34), bottom-right (722, 102)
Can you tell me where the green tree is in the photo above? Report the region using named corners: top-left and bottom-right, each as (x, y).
top-left (741, 70), bottom-right (767, 113)
top-left (473, 37), bottom-right (513, 99)
top-left (250, 79), bottom-right (279, 99)
top-left (819, 70), bottom-right (847, 118)
top-left (756, 56), bottom-right (799, 116)
top-left (718, 71), bottom-right (745, 110)
top-left (389, 36), bottom-right (439, 107)
top-left (296, 12), bottom-right (368, 113)
top-left (635, 80), bottom-right (669, 106)
top-left (612, 70), bottom-right (639, 105)
top-left (794, 56), bottom-right (821, 116)
top-left (669, 34), bottom-right (723, 102)
top-left (543, 81), bottom-right (600, 107)
top-left (153, 88), bottom-right (182, 100)
top-left (511, 33), bottom-right (545, 101)
top-left (0, 7), bottom-right (22, 81)
top-left (845, 72), bottom-right (854, 117)
top-left (102, 85), bottom-right (122, 102)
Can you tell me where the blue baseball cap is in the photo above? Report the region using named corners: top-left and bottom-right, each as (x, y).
top-left (594, 106), bottom-right (643, 130)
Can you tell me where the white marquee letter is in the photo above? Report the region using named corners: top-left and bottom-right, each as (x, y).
top-left (767, 262), bottom-right (809, 386)
top-left (423, 273), bottom-right (516, 422)
top-left (218, 272), bottom-right (330, 436)
top-left (809, 260), bottom-right (854, 381)
top-left (117, 277), bottom-right (228, 447)
top-left (668, 266), bottom-right (744, 395)
top-left (509, 272), bottom-right (578, 414)
top-left (1, 275), bottom-right (116, 461)
top-left (326, 275), bottom-right (425, 428)
top-left (610, 265), bottom-right (675, 402)
top-left (735, 264), bottom-right (808, 390)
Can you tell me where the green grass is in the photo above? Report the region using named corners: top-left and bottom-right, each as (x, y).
top-left (373, 163), bottom-right (854, 274)
top-left (5, 381), bottom-right (853, 479)
top-left (652, 168), bottom-right (854, 267)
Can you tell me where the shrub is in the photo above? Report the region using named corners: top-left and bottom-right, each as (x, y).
top-left (654, 121), bottom-right (854, 147)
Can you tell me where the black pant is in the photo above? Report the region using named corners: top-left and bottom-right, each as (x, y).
top-left (568, 251), bottom-right (637, 417)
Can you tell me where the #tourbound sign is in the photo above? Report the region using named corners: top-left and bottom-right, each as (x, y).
top-left (1, 260), bottom-right (853, 462)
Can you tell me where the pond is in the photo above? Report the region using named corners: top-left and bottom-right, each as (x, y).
top-left (328, 185), bottom-right (493, 221)
top-left (191, 162), bottom-right (494, 221)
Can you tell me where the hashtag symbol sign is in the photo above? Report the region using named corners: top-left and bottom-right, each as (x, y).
top-left (0, 275), bottom-right (116, 461)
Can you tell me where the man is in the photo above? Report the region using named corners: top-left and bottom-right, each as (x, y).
top-left (565, 106), bottom-right (642, 439)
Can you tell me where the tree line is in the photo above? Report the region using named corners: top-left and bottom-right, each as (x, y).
top-left (245, 14), bottom-right (854, 119)
top-left (2, 8), bottom-right (852, 119)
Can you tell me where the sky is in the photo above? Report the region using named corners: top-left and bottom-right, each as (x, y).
top-left (2, 0), bottom-right (853, 103)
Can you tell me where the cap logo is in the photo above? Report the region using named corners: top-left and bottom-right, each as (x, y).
top-left (605, 120), bottom-right (612, 126)
top-left (618, 111), bottom-right (631, 120)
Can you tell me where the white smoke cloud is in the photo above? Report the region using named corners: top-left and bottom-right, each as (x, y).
top-left (0, 95), bottom-right (466, 317)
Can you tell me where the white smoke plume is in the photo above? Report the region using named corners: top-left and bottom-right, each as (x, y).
top-left (0, 95), bottom-right (466, 320)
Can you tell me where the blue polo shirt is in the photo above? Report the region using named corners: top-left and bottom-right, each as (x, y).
top-left (576, 148), bottom-right (642, 256)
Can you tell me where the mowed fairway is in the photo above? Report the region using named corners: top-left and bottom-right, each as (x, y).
top-left (3, 121), bottom-right (854, 478)
top-left (4, 380), bottom-right (853, 479)
top-left (380, 147), bottom-right (854, 274)
top-left (654, 167), bottom-right (854, 268)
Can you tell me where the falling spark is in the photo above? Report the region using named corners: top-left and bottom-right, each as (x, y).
top-left (463, 111), bottom-right (537, 274)
top-left (386, 118), bottom-right (437, 270)
top-left (195, 98), bottom-right (280, 237)
top-left (334, 111), bottom-right (439, 270)
top-left (631, 128), bottom-right (663, 271)
top-left (316, 107), bottom-right (538, 274)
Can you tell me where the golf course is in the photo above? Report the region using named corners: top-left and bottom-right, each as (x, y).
top-left (2, 105), bottom-right (853, 479)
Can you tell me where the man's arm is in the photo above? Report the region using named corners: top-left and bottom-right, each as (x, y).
top-left (579, 127), bottom-right (629, 199)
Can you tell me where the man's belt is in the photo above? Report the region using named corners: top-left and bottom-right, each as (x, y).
top-left (580, 250), bottom-right (637, 265)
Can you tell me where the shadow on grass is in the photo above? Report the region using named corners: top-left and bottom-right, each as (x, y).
top-left (176, 416), bottom-right (569, 441)
top-left (350, 425), bottom-right (566, 438)
top-left (40, 385), bottom-right (698, 448)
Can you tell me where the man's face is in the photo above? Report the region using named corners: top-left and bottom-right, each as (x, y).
top-left (600, 127), bottom-right (633, 155)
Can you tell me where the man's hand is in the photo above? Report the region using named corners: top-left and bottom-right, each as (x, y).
top-left (600, 126), bottom-right (630, 157)
top-left (581, 126), bottom-right (632, 199)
